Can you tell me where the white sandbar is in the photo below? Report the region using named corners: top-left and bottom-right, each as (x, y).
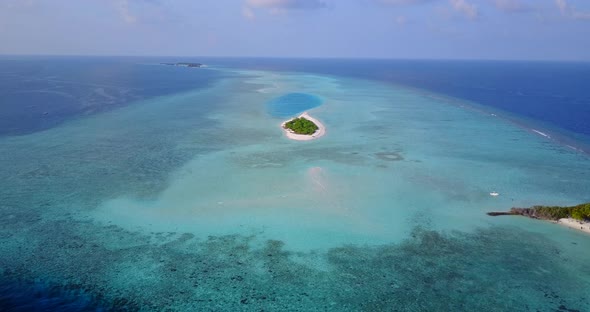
top-left (281, 112), bottom-right (326, 141)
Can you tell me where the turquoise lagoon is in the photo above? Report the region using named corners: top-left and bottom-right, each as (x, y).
top-left (1, 63), bottom-right (590, 311)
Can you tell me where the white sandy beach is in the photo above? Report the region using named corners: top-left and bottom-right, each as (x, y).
top-left (556, 218), bottom-right (590, 234)
top-left (281, 112), bottom-right (326, 141)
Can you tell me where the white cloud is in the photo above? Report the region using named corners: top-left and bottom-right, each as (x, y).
top-left (110, 0), bottom-right (179, 25)
top-left (242, 6), bottom-right (256, 20)
top-left (373, 0), bottom-right (479, 21)
top-left (1, 0), bottom-right (34, 9)
top-left (555, 0), bottom-right (568, 14)
top-left (242, 0), bottom-right (326, 20)
top-left (492, 0), bottom-right (533, 13)
top-left (572, 11), bottom-right (590, 20)
top-left (114, 0), bottom-right (137, 24)
top-left (449, 0), bottom-right (478, 19)
top-left (555, 0), bottom-right (590, 20)
top-left (245, 0), bottom-right (326, 10)
top-left (376, 0), bottom-right (434, 5)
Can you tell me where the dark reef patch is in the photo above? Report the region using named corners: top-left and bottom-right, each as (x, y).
top-left (230, 145), bottom-right (368, 168)
top-left (1, 214), bottom-right (588, 311)
top-left (374, 151), bottom-right (404, 162)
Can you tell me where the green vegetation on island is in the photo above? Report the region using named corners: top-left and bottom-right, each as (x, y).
top-left (488, 202), bottom-right (590, 221)
top-left (283, 117), bottom-right (319, 135)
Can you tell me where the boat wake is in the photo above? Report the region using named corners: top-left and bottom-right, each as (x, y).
top-left (532, 129), bottom-right (551, 138)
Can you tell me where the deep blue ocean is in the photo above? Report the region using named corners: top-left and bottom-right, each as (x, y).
top-left (2, 56), bottom-right (589, 142)
top-left (0, 56), bottom-right (227, 136)
top-left (1, 56), bottom-right (590, 311)
top-left (211, 58), bottom-right (590, 141)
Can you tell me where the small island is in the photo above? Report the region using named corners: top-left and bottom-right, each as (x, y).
top-left (281, 112), bottom-right (325, 141)
top-left (161, 62), bottom-right (203, 68)
top-left (284, 117), bottom-right (318, 135)
top-left (488, 203), bottom-right (590, 234)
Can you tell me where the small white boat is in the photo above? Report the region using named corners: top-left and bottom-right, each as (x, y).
top-left (490, 192), bottom-right (500, 197)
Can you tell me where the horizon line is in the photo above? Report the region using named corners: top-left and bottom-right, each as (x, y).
top-left (0, 53), bottom-right (589, 63)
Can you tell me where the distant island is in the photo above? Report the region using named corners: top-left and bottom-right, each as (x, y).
top-left (281, 112), bottom-right (325, 141)
top-left (161, 62), bottom-right (203, 68)
top-left (488, 203), bottom-right (590, 234)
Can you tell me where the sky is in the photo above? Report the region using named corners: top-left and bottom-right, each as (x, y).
top-left (0, 0), bottom-right (589, 60)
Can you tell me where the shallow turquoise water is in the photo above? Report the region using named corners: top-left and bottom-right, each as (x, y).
top-left (1, 66), bottom-right (589, 311)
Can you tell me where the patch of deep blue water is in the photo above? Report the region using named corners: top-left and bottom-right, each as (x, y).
top-left (266, 92), bottom-right (323, 118)
top-left (0, 56), bottom-right (225, 136)
top-left (0, 279), bottom-right (105, 311)
top-left (207, 58), bottom-right (590, 141)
